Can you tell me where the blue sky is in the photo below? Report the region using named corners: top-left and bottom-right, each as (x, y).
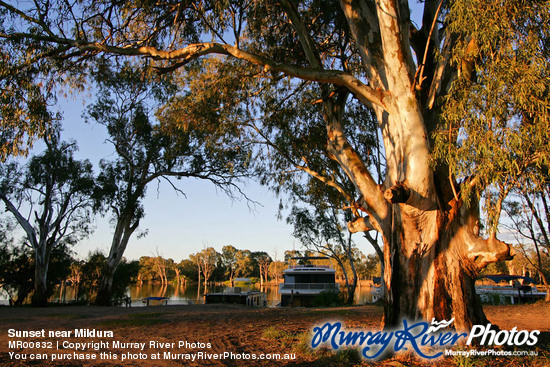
top-left (58, 96), bottom-right (301, 262)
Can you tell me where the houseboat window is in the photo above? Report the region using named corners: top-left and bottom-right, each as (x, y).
top-left (293, 274), bottom-right (335, 283)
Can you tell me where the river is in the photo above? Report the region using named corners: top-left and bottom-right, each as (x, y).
top-left (52, 282), bottom-right (377, 307)
top-left (0, 283), bottom-right (377, 306)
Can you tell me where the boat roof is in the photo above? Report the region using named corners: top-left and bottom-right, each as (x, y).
top-left (290, 256), bottom-right (330, 260)
top-left (234, 278), bottom-right (252, 282)
top-left (479, 275), bottom-right (536, 284)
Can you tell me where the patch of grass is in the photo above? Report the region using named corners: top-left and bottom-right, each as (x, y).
top-left (293, 331), bottom-right (314, 356)
top-left (99, 312), bottom-right (169, 327)
top-left (452, 354), bottom-right (488, 367)
top-left (263, 327), bottom-right (343, 359)
top-left (262, 326), bottom-right (285, 339)
top-left (261, 326), bottom-right (295, 348)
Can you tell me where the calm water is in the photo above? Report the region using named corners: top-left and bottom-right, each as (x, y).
top-left (0, 283), bottom-right (376, 306)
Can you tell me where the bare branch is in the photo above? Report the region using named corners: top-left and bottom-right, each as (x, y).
top-left (0, 191), bottom-right (38, 248)
top-left (347, 216), bottom-right (375, 233)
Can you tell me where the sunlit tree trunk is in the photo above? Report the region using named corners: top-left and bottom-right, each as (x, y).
top-left (323, 0), bottom-right (512, 331)
top-left (95, 213), bottom-right (137, 306)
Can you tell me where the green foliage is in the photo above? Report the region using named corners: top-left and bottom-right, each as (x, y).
top-left (0, 131), bottom-right (96, 306)
top-left (313, 290), bottom-right (344, 307)
top-left (221, 245), bottom-right (239, 283)
top-left (87, 58), bottom-right (252, 303)
top-left (0, 38), bottom-right (55, 161)
top-left (111, 260), bottom-right (140, 304)
top-left (0, 244), bottom-right (33, 305)
top-left (355, 253), bottom-right (381, 280)
top-left (179, 259), bottom-right (199, 281)
top-left (234, 249), bottom-right (255, 278)
top-left (0, 132), bottom-right (96, 247)
top-left (0, 243), bottom-right (72, 305)
top-left (479, 260), bottom-right (509, 276)
top-left (435, 0), bottom-right (550, 217)
top-left (79, 251), bottom-right (139, 305)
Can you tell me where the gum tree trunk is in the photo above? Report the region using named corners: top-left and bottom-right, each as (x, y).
top-left (280, 0), bottom-right (506, 330)
top-left (32, 245), bottom-right (51, 307)
top-left (328, 0), bottom-right (512, 331)
top-left (95, 214), bottom-right (137, 306)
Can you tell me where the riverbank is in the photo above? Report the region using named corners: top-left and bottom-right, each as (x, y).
top-left (0, 302), bottom-right (548, 366)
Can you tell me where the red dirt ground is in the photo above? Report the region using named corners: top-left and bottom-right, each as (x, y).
top-left (0, 302), bottom-right (548, 366)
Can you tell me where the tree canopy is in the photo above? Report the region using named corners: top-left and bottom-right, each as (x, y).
top-left (1, 0), bottom-right (549, 329)
top-left (0, 131), bottom-right (95, 306)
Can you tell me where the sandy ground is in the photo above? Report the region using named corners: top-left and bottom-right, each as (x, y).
top-left (0, 302), bottom-right (549, 366)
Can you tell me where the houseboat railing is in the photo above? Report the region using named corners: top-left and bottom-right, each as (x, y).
top-left (279, 283), bottom-right (339, 291)
top-left (286, 265), bottom-right (332, 269)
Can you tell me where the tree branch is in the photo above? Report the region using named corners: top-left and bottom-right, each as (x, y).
top-left (347, 216), bottom-right (375, 233)
top-left (0, 191), bottom-right (38, 248)
top-left (2, 15), bottom-right (395, 114)
top-left (384, 182), bottom-right (411, 204)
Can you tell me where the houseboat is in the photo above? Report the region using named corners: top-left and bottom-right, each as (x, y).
top-left (279, 256), bottom-right (339, 307)
top-left (476, 275), bottom-right (547, 304)
top-left (204, 278), bottom-right (267, 307)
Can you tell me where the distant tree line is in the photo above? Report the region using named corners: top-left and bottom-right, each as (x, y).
top-left (134, 246), bottom-right (381, 289)
top-left (0, 237), bottom-right (381, 306)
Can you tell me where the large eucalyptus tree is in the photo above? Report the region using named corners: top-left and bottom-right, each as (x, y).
top-left (0, 132), bottom-right (95, 306)
top-left (88, 61), bottom-right (250, 305)
top-left (1, 0), bottom-right (548, 330)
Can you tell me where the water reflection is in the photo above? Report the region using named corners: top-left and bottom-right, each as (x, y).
top-left (14, 283), bottom-right (376, 307)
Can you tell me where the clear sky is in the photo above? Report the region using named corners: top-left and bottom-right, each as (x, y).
top-left (58, 96), bottom-right (303, 262)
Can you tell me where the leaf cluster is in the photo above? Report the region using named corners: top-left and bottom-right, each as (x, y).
top-left (0, 131), bottom-right (96, 248)
top-left (434, 0), bottom-right (550, 203)
top-left (0, 242), bottom-right (73, 305)
top-left (88, 58), bottom-right (253, 221)
top-left (0, 38), bottom-right (56, 161)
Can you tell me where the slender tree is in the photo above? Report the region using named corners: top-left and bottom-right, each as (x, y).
top-left (268, 260), bottom-right (285, 285)
top-left (288, 206), bottom-right (359, 304)
top-left (505, 187), bottom-right (550, 302)
top-left (0, 133), bottom-right (95, 306)
top-left (221, 245), bottom-right (239, 286)
top-left (235, 250), bottom-right (254, 279)
top-left (197, 247), bottom-right (219, 289)
top-left (189, 253), bottom-right (203, 289)
top-left (253, 252), bottom-right (272, 288)
top-left (89, 62), bottom-right (250, 305)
